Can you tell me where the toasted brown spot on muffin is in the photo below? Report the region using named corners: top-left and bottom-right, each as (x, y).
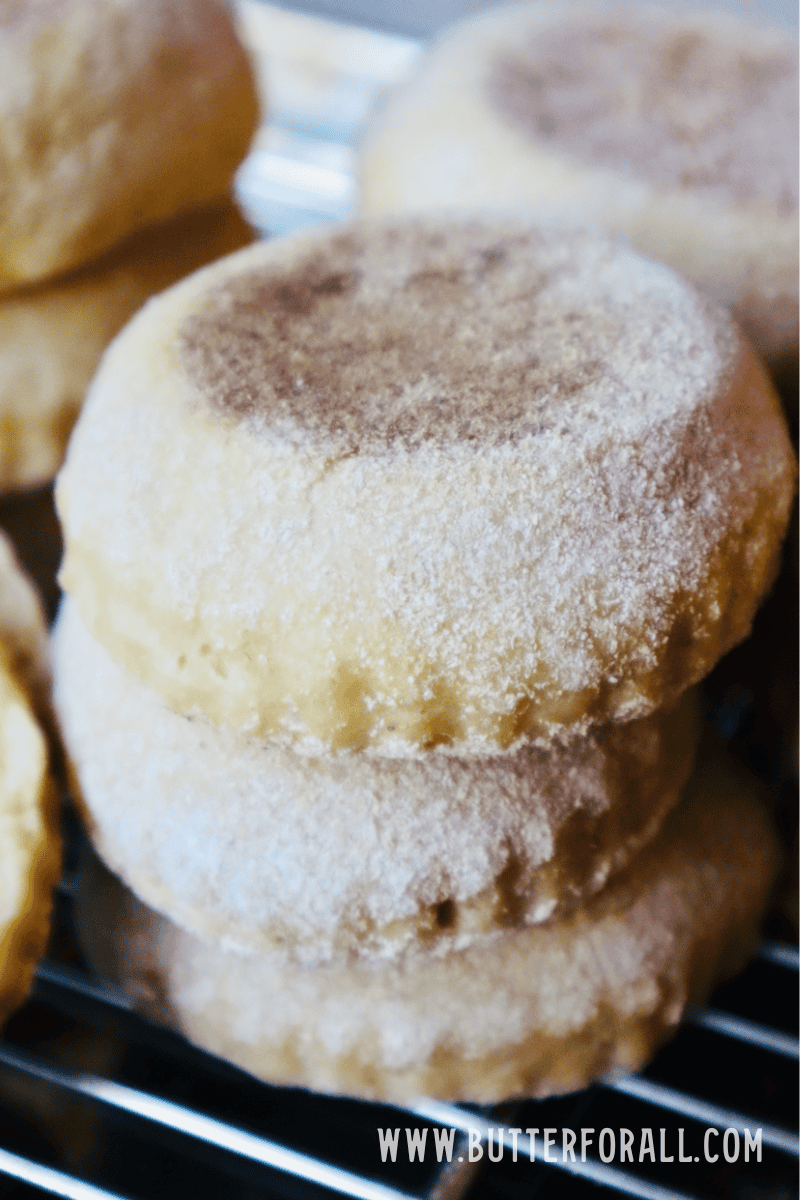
top-left (179, 222), bottom-right (629, 452)
top-left (490, 14), bottom-right (797, 211)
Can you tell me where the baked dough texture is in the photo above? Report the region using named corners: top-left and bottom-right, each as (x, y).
top-left (56, 218), bottom-right (797, 754)
top-left (0, 529), bottom-right (50, 718)
top-left (0, 541), bottom-right (59, 1027)
top-left (359, 2), bottom-right (798, 375)
top-left (74, 748), bottom-right (779, 1103)
top-left (53, 598), bottom-right (699, 962)
top-left (0, 644), bottom-right (58, 1026)
top-left (0, 0), bottom-right (259, 290)
top-left (0, 202), bottom-right (255, 494)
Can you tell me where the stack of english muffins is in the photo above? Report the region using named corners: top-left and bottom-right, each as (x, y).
top-left (0, 0), bottom-right (259, 495)
top-left (53, 212), bottom-right (795, 1102)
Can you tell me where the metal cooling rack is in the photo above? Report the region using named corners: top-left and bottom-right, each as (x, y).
top-left (1, 3), bottom-right (797, 1198)
top-left (0, 836), bottom-right (797, 1200)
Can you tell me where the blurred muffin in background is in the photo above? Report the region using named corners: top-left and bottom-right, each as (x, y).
top-left (0, 0), bottom-right (259, 290)
top-left (0, 202), bottom-right (256, 495)
top-left (360, 1), bottom-right (798, 384)
top-left (0, 0), bottom-right (261, 495)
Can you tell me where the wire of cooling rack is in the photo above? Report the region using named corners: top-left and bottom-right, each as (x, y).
top-left (0, 927), bottom-right (797, 1199)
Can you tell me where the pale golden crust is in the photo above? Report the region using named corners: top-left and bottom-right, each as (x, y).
top-left (0, 0), bottom-right (258, 290)
top-left (0, 202), bottom-right (255, 494)
top-left (56, 218), bottom-right (797, 753)
top-left (0, 642), bottom-right (59, 1028)
top-left (75, 748), bottom-right (779, 1103)
top-left (0, 529), bottom-right (58, 1026)
top-left (53, 598), bottom-right (699, 962)
top-left (0, 528), bottom-right (49, 717)
top-left (359, 2), bottom-right (799, 372)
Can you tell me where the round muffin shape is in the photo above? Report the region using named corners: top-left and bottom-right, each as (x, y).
top-left (76, 748), bottom-right (779, 1103)
top-left (0, 0), bottom-right (258, 290)
top-left (54, 598), bottom-right (699, 963)
top-left (359, 2), bottom-right (798, 377)
top-left (0, 202), bottom-right (254, 494)
top-left (56, 217), bottom-right (796, 754)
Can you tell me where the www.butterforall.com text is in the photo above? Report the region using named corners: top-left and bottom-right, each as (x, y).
top-left (377, 1125), bottom-right (763, 1164)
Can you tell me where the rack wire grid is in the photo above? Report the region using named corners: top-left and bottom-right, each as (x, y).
top-left (1, 3), bottom-right (797, 1198)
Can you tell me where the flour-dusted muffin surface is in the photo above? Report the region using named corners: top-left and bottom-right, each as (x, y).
top-left (359, 3), bottom-right (798, 374)
top-left (75, 748), bottom-right (779, 1103)
top-left (0, 0), bottom-right (258, 289)
top-left (54, 599), bottom-right (699, 962)
top-left (57, 217), bottom-right (796, 753)
top-left (488, 9), bottom-right (795, 209)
